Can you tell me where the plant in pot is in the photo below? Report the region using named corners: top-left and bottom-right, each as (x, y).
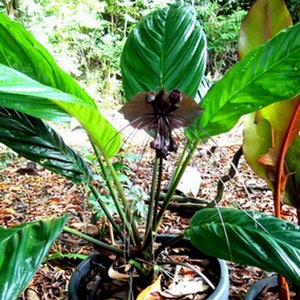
top-left (0, 4), bottom-right (228, 299)
top-left (0, 1), bottom-right (300, 299)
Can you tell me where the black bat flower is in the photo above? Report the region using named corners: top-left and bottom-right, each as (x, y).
top-left (119, 88), bottom-right (203, 158)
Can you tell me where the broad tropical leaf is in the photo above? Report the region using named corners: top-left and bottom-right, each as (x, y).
top-left (0, 14), bottom-right (93, 102)
top-left (0, 107), bottom-right (93, 183)
top-left (0, 64), bottom-right (120, 156)
top-left (0, 15), bottom-right (120, 157)
top-left (0, 64), bottom-right (93, 122)
top-left (188, 23), bottom-right (300, 140)
top-left (238, 0), bottom-right (292, 58)
top-left (0, 215), bottom-right (68, 300)
top-left (121, 2), bottom-right (207, 100)
top-left (185, 208), bottom-right (300, 285)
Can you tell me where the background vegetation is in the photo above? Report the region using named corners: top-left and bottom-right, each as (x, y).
top-left (1, 0), bottom-right (299, 107)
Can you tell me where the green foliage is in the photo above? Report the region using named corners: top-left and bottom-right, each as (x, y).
top-left (8, 0), bottom-right (251, 103)
top-left (6, 0), bottom-right (299, 103)
top-left (0, 146), bottom-right (17, 169)
top-left (186, 1), bottom-right (300, 290)
top-left (195, 1), bottom-right (247, 77)
top-left (285, 137), bottom-right (300, 208)
top-left (0, 13), bottom-right (93, 102)
top-left (0, 4), bottom-right (209, 295)
top-left (120, 2), bottom-right (300, 286)
top-left (89, 179), bottom-right (148, 222)
top-left (0, 215), bottom-right (68, 300)
top-left (188, 23), bottom-right (300, 139)
top-left (121, 2), bottom-right (207, 100)
top-left (186, 208), bottom-right (300, 285)
top-left (0, 107), bottom-right (93, 184)
top-left (14, 0), bottom-right (174, 105)
top-left (0, 2), bottom-right (5, 14)
top-left (0, 14), bottom-right (121, 157)
top-left (285, 0), bottom-right (300, 23)
top-left (1, 1), bottom-right (300, 297)
top-left (239, 0), bottom-right (300, 228)
top-left (238, 0), bottom-right (292, 58)
top-left (85, 149), bottom-right (148, 222)
top-left (45, 252), bottom-right (88, 262)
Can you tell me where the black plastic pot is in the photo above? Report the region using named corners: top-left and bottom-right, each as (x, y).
top-left (69, 235), bottom-right (229, 300)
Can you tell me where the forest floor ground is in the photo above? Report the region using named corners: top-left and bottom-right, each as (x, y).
top-left (0, 111), bottom-right (298, 300)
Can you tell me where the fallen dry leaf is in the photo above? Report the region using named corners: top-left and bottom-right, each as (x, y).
top-left (137, 275), bottom-right (162, 300)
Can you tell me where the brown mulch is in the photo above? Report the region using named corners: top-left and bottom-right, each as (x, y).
top-left (0, 125), bottom-right (298, 299)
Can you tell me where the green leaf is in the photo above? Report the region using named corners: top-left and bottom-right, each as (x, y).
top-left (121, 2), bottom-right (207, 100)
top-left (238, 0), bottom-right (292, 58)
top-left (0, 107), bottom-right (93, 184)
top-left (188, 23), bottom-right (300, 139)
top-left (0, 15), bottom-right (120, 157)
top-left (185, 208), bottom-right (300, 285)
top-left (0, 215), bottom-right (68, 300)
top-left (0, 64), bottom-right (120, 157)
top-left (0, 14), bottom-right (94, 105)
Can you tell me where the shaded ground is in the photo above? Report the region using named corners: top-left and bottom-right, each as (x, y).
top-left (0, 121), bottom-right (298, 299)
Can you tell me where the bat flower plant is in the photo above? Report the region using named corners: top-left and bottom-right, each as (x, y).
top-left (1, 1), bottom-right (300, 300)
top-left (75, 87), bottom-right (207, 298)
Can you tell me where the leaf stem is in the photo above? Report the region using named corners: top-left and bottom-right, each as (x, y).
top-left (63, 226), bottom-right (123, 255)
top-left (155, 140), bottom-right (198, 231)
top-left (88, 184), bottom-right (125, 240)
top-left (143, 157), bottom-right (159, 245)
top-left (91, 141), bottom-right (141, 246)
top-left (153, 157), bottom-right (164, 227)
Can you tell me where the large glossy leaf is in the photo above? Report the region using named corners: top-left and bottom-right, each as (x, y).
top-left (0, 107), bottom-right (93, 183)
top-left (0, 215), bottom-right (68, 300)
top-left (238, 0), bottom-right (292, 58)
top-left (0, 15), bottom-right (120, 157)
top-left (185, 208), bottom-right (300, 285)
top-left (121, 2), bottom-right (206, 100)
top-left (0, 64), bottom-right (93, 121)
top-left (0, 14), bottom-right (94, 105)
top-left (188, 23), bottom-right (300, 140)
top-left (0, 64), bottom-right (120, 156)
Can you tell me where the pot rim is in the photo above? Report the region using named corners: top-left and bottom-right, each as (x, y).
top-left (69, 234), bottom-right (229, 300)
